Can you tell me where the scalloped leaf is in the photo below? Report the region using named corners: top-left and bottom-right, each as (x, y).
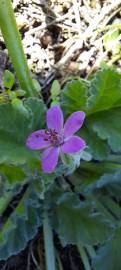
top-left (25, 97), bottom-right (46, 130)
top-left (55, 193), bottom-right (112, 246)
top-left (0, 185), bottom-right (42, 260)
top-left (93, 228), bottom-right (121, 270)
top-left (61, 78), bottom-right (88, 115)
top-left (60, 67), bottom-right (121, 160)
top-left (69, 160), bottom-right (118, 194)
top-left (0, 164), bottom-right (26, 185)
top-left (61, 67), bottom-right (121, 117)
top-left (0, 97), bottom-right (46, 165)
top-left (92, 169), bottom-right (121, 199)
top-left (79, 125), bottom-right (109, 160)
top-left (88, 107), bottom-right (121, 152)
top-left (93, 168), bottom-right (121, 189)
top-left (87, 67), bottom-right (121, 115)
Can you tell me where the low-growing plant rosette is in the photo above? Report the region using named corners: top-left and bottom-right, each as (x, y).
top-left (26, 106), bottom-right (86, 173)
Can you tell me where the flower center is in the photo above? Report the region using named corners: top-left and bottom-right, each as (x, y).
top-left (44, 129), bottom-right (63, 147)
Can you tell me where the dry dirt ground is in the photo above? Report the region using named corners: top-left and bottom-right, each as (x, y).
top-left (0, 0), bottom-right (121, 269)
top-left (0, 0), bottom-right (121, 89)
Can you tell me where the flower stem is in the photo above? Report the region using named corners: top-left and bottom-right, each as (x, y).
top-left (77, 243), bottom-right (92, 270)
top-left (0, 0), bottom-right (38, 97)
top-left (85, 245), bottom-right (96, 258)
top-left (43, 208), bottom-right (56, 270)
top-left (56, 250), bottom-right (63, 270)
top-left (0, 191), bottom-right (13, 216)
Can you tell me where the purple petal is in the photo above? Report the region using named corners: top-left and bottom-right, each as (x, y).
top-left (46, 106), bottom-right (63, 133)
top-left (61, 136), bottom-right (86, 154)
top-left (26, 130), bottom-right (51, 150)
top-left (41, 147), bottom-right (59, 173)
top-left (64, 111), bottom-right (85, 137)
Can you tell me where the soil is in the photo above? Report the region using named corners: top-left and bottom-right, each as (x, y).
top-left (0, 0), bottom-right (121, 269)
top-left (0, 0), bottom-right (121, 91)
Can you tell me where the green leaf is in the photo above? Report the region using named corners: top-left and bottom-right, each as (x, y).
top-left (60, 67), bottom-right (121, 160)
top-left (16, 89), bottom-right (26, 97)
top-left (61, 78), bottom-right (88, 115)
top-left (55, 193), bottom-right (112, 246)
top-left (93, 228), bottom-right (121, 270)
top-left (79, 125), bottom-right (109, 160)
top-left (3, 70), bottom-right (14, 89)
top-left (25, 97), bottom-right (46, 130)
top-left (0, 191), bottom-right (13, 215)
top-left (0, 186), bottom-right (42, 260)
top-left (99, 196), bottom-right (121, 221)
top-left (11, 98), bottom-right (29, 116)
top-left (0, 164), bottom-right (26, 185)
top-left (70, 161), bottom-right (115, 194)
top-left (51, 80), bottom-right (61, 98)
top-left (60, 150), bottom-right (85, 175)
top-left (92, 169), bottom-right (121, 199)
top-left (103, 29), bottom-right (121, 54)
top-left (86, 68), bottom-right (121, 115)
top-left (103, 30), bottom-right (119, 51)
top-left (88, 107), bottom-right (121, 152)
top-left (32, 79), bottom-right (41, 93)
top-left (60, 68), bottom-right (121, 160)
top-left (0, 97), bottom-right (46, 165)
top-left (93, 169), bottom-right (121, 189)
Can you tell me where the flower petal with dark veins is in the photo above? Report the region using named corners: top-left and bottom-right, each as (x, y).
top-left (26, 130), bottom-right (51, 150)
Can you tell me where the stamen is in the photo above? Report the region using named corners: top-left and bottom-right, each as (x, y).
top-left (44, 129), bottom-right (63, 146)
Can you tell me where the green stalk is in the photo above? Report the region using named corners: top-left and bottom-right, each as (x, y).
top-left (0, 0), bottom-right (38, 97)
top-left (85, 245), bottom-right (96, 258)
top-left (0, 191), bottom-right (13, 216)
top-left (77, 243), bottom-right (91, 270)
top-left (56, 250), bottom-right (63, 270)
top-left (43, 208), bottom-right (56, 270)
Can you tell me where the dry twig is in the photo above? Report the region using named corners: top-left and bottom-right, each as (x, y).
top-left (55, 0), bottom-right (121, 68)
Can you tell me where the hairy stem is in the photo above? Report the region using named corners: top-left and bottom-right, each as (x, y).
top-left (56, 250), bottom-right (63, 270)
top-left (0, 0), bottom-right (38, 97)
top-left (85, 245), bottom-right (96, 258)
top-left (0, 191), bottom-right (13, 216)
top-left (77, 243), bottom-right (92, 270)
top-left (43, 208), bottom-right (56, 270)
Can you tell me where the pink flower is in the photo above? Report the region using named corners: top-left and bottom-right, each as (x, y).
top-left (26, 106), bottom-right (86, 173)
